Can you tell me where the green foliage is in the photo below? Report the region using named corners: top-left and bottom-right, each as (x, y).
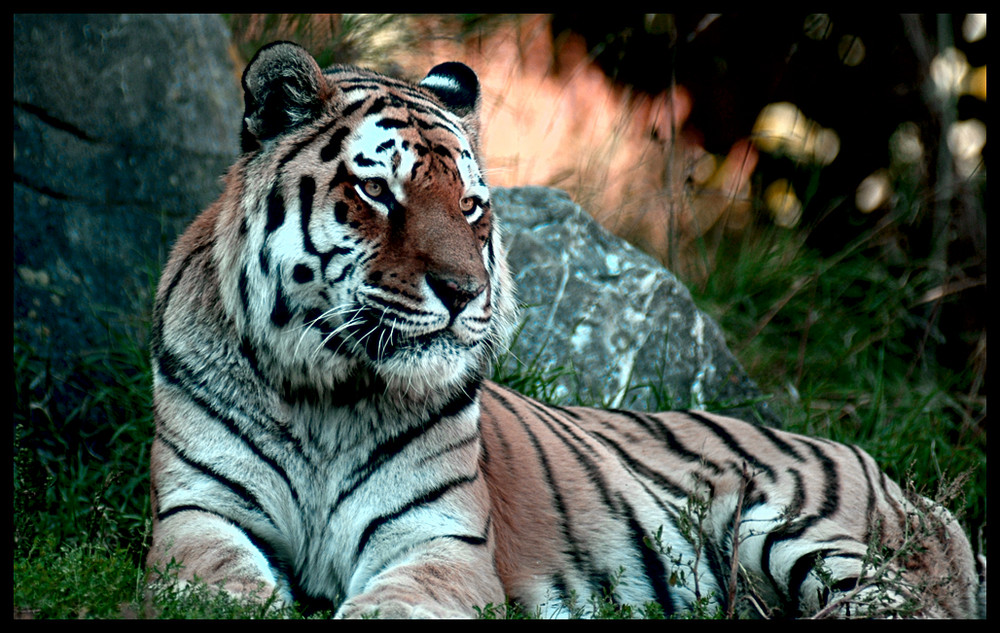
top-left (13, 334), bottom-right (154, 560)
top-left (13, 536), bottom-right (145, 619)
top-left (146, 565), bottom-right (316, 619)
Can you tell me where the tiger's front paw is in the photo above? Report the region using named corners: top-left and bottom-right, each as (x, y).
top-left (336, 597), bottom-right (472, 619)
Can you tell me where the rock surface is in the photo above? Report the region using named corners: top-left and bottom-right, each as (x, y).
top-left (13, 14), bottom-right (242, 371)
top-left (494, 187), bottom-right (777, 424)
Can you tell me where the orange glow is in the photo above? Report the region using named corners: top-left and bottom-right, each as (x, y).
top-left (396, 15), bottom-right (759, 277)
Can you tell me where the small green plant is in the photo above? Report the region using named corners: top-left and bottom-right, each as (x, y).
top-left (13, 536), bottom-right (147, 619)
top-left (146, 563), bottom-right (314, 619)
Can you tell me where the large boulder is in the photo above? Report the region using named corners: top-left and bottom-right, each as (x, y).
top-left (13, 14), bottom-right (242, 374)
top-left (494, 187), bottom-right (778, 425)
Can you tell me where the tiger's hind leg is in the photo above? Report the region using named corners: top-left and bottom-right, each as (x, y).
top-left (730, 504), bottom-right (909, 618)
top-left (733, 500), bottom-right (979, 618)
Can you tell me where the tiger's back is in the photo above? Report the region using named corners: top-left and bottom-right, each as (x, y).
top-left (147, 41), bottom-right (983, 618)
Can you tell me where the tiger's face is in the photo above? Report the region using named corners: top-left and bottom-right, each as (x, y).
top-left (221, 43), bottom-right (515, 403)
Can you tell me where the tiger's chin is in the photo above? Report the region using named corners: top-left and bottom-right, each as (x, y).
top-left (268, 323), bottom-right (490, 409)
top-left (368, 334), bottom-right (487, 397)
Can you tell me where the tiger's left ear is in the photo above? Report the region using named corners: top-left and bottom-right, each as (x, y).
top-left (419, 62), bottom-right (481, 139)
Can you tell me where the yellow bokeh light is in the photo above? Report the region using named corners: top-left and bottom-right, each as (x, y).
top-left (764, 179), bottom-right (802, 228)
top-left (856, 170), bottom-right (892, 213)
top-left (890, 122), bottom-right (924, 165)
top-left (752, 102), bottom-right (840, 165)
top-left (965, 65), bottom-right (987, 101)
top-left (948, 119), bottom-right (987, 179)
top-left (930, 47), bottom-right (970, 97)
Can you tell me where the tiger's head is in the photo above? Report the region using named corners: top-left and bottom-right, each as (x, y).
top-left (216, 42), bottom-right (516, 406)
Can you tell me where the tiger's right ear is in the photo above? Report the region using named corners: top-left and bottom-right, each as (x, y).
top-left (241, 41), bottom-right (329, 153)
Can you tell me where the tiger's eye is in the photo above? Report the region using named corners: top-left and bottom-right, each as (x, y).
top-left (363, 180), bottom-right (383, 198)
top-left (460, 197), bottom-right (476, 213)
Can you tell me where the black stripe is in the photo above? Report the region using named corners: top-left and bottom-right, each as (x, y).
top-left (759, 440), bottom-right (841, 607)
top-left (331, 378), bottom-right (480, 513)
top-left (329, 161), bottom-right (354, 190)
top-left (320, 126), bottom-right (351, 162)
top-left (519, 397), bottom-right (620, 512)
top-left (151, 240), bottom-right (213, 356)
top-left (620, 497), bottom-right (675, 616)
top-left (364, 96), bottom-right (387, 117)
top-left (799, 439), bottom-right (840, 517)
top-left (299, 175), bottom-right (318, 254)
top-left (439, 532), bottom-right (487, 546)
top-left (155, 504), bottom-right (279, 563)
top-left (156, 348), bottom-right (308, 498)
top-left (270, 279), bottom-right (293, 327)
top-left (265, 184), bottom-right (285, 234)
top-left (416, 432), bottom-right (480, 467)
top-left (589, 429), bottom-right (689, 499)
top-left (786, 548), bottom-right (833, 616)
top-left (847, 445), bottom-right (881, 540)
top-left (156, 432), bottom-right (276, 527)
top-left (274, 116), bottom-right (341, 171)
top-left (333, 201), bottom-right (349, 224)
top-left (684, 411), bottom-right (777, 481)
top-left (782, 468), bottom-right (807, 517)
top-left (153, 502), bottom-right (310, 606)
top-left (759, 518), bottom-right (816, 607)
top-left (237, 264), bottom-right (252, 317)
top-left (339, 98), bottom-right (366, 119)
top-left (615, 409), bottom-right (726, 474)
top-left (355, 472), bottom-right (480, 556)
top-left (297, 174), bottom-right (352, 275)
top-left (788, 549), bottom-right (865, 616)
top-left (377, 117), bottom-right (409, 129)
top-left (335, 79), bottom-right (455, 120)
top-left (259, 248), bottom-right (270, 275)
top-left (752, 424), bottom-right (807, 462)
top-left (331, 262), bottom-right (353, 285)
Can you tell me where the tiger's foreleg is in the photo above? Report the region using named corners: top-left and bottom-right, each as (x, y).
top-left (146, 508), bottom-right (291, 610)
top-left (335, 539), bottom-right (505, 618)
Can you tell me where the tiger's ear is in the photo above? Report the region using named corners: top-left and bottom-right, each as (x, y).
top-left (419, 62), bottom-right (481, 136)
top-left (241, 41), bottom-right (329, 152)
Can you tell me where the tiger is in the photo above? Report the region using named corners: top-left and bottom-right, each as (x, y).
top-left (147, 41), bottom-right (984, 619)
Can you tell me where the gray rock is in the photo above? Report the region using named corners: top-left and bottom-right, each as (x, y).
top-left (493, 187), bottom-right (778, 425)
top-left (13, 14), bottom-right (241, 371)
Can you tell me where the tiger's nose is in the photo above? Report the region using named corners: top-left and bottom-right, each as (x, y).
top-left (426, 271), bottom-right (486, 318)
